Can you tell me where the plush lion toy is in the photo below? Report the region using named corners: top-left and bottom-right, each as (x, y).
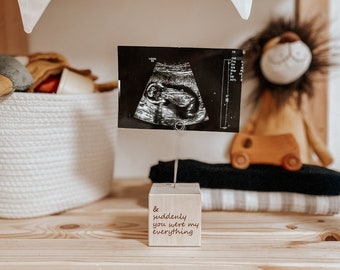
top-left (234, 17), bottom-right (334, 167)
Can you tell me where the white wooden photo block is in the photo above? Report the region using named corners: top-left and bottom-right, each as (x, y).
top-left (148, 183), bottom-right (201, 247)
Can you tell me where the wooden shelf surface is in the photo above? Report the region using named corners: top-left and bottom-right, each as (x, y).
top-left (0, 178), bottom-right (339, 269)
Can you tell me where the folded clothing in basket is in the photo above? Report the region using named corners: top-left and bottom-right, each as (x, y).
top-left (149, 159), bottom-right (340, 215)
top-left (0, 54), bottom-right (33, 96)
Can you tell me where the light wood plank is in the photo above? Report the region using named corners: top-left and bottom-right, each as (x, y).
top-left (0, 178), bottom-right (339, 269)
top-left (149, 183), bottom-right (201, 246)
top-left (296, 0), bottom-right (330, 144)
top-left (0, 0), bottom-right (28, 55)
top-left (0, 0), bottom-right (5, 52)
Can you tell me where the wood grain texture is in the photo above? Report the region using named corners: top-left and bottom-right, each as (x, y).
top-left (296, 0), bottom-right (330, 144)
top-left (149, 183), bottom-right (201, 246)
top-left (0, 178), bottom-right (339, 269)
top-left (0, 0), bottom-right (28, 55)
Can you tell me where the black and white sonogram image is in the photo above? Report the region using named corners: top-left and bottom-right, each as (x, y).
top-left (118, 46), bottom-right (243, 132)
top-left (134, 62), bottom-right (208, 127)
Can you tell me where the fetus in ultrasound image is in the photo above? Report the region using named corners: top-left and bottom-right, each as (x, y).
top-left (118, 46), bottom-right (243, 132)
top-left (134, 62), bottom-right (209, 127)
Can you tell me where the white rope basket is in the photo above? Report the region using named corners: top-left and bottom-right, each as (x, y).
top-left (0, 91), bottom-right (116, 218)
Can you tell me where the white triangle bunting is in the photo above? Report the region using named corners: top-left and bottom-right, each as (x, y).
top-left (16, 0), bottom-right (252, 33)
top-left (231, 0), bottom-right (253, 20)
top-left (18, 0), bottom-right (51, 33)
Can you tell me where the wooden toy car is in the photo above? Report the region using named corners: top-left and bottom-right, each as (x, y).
top-left (230, 133), bottom-right (302, 171)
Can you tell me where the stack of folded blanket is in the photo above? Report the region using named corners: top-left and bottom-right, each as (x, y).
top-left (149, 159), bottom-right (340, 215)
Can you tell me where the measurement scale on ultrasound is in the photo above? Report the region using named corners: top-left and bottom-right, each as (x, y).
top-left (220, 52), bottom-right (243, 130)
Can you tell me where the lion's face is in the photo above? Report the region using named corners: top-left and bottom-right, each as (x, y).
top-left (260, 38), bottom-right (312, 85)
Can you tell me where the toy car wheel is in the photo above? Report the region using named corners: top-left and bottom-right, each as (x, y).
top-left (282, 153), bottom-right (302, 171)
top-left (231, 152), bottom-right (250, 169)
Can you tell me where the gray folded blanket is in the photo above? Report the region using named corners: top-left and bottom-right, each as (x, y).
top-left (0, 54), bottom-right (33, 94)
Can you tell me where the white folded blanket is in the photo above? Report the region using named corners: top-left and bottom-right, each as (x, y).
top-left (201, 188), bottom-right (340, 215)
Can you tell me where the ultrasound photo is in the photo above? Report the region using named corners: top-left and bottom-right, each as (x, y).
top-left (118, 46), bottom-right (243, 132)
top-left (134, 61), bottom-right (209, 127)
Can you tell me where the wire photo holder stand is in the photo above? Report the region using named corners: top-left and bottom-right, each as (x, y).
top-left (173, 120), bottom-right (186, 188)
top-left (148, 121), bottom-right (202, 247)
top-left (118, 45), bottom-right (243, 246)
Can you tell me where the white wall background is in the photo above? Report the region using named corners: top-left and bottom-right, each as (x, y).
top-left (29, 0), bottom-right (331, 178)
